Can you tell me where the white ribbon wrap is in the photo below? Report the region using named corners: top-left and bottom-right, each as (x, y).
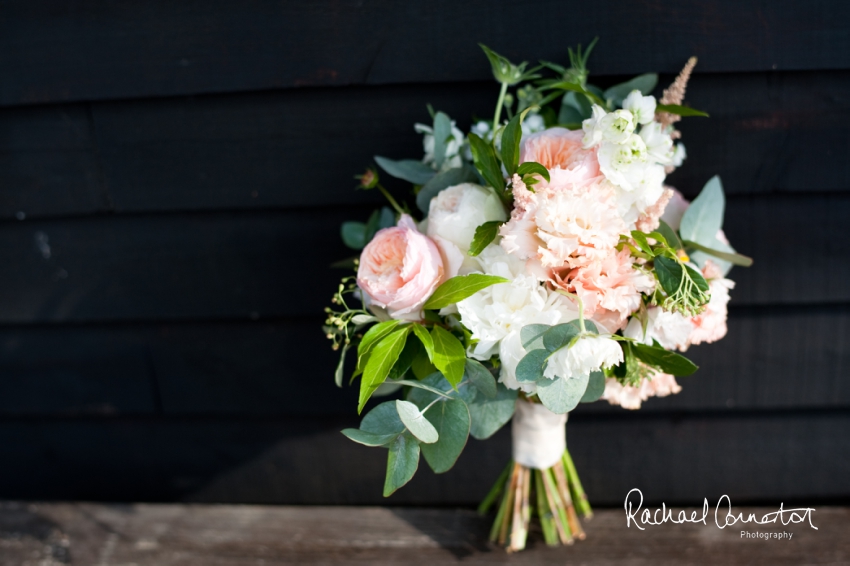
top-left (511, 400), bottom-right (568, 469)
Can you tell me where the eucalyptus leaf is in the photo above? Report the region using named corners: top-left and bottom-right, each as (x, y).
top-left (374, 156), bottom-right (435, 185)
top-left (416, 166), bottom-right (481, 214)
top-left (689, 235), bottom-right (736, 276)
top-left (432, 112), bottom-right (451, 170)
top-left (468, 221), bottom-right (503, 257)
top-left (361, 400), bottom-right (406, 436)
top-left (580, 370), bottom-right (606, 403)
top-left (372, 381), bottom-right (404, 397)
top-left (537, 373), bottom-right (589, 414)
top-left (396, 399), bottom-right (439, 444)
top-left (603, 73), bottom-right (658, 106)
top-left (465, 359), bottom-right (497, 398)
top-left (680, 176), bottom-right (725, 246)
top-left (341, 428), bottom-right (399, 447)
top-left (421, 398), bottom-right (470, 473)
top-left (384, 433), bottom-right (420, 497)
top-left (405, 372), bottom-right (454, 407)
top-left (516, 349), bottom-right (549, 382)
top-left (359, 326), bottom-right (411, 413)
top-left (468, 382), bottom-right (518, 440)
top-left (351, 314), bottom-right (377, 325)
top-left (632, 343), bottom-right (698, 376)
top-left (423, 274), bottom-right (509, 310)
top-left (559, 91), bottom-right (592, 123)
top-left (542, 321), bottom-right (582, 352)
top-left (468, 132), bottom-right (505, 191)
top-left (520, 324), bottom-right (551, 351)
top-left (430, 326), bottom-right (466, 388)
top-left (341, 222), bottom-right (367, 250)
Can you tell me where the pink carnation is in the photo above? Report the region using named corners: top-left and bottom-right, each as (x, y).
top-left (688, 260), bottom-right (734, 345)
top-left (601, 371), bottom-right (682, 410)
top-left (357, 214), bottom-right (444, 319)
top-left (519, 127), bottom-right (600, 187)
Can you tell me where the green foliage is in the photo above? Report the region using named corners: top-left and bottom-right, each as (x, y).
top-left (355, 320), bottom-right (402, 377)
top-left (515, 349), bottom-right (549, 382)
top-left (359, 326), bottom-right (411, 413)
top-left (432, 111), bottom-right (452, 170)
top-left (683, 239), bottom-right (753, 267)
top-left (542, 321), bottom-right (582, 352)
top-left (603, 73), bottom-right (658, 107)
top-left (423, 274), bottom-right (509, 310)
top-left (467, 132), bottom-right (505, 191)
top-left (680, 176), bottom-right (725, 246)
top-left (384, 433), bottom-right (420, 496)
top-left (466, 382), bottom-right (518, 440)
top-left (396, 399), bottom-right (439, 444)
top-left (360, 400), bottom-right (406, 437)
top-left (420, 398), bottom-right (470, 473)
top-left (656, 103), bottom-right (709, 117)
top-left (386, 334), bottom-right (421, 381)
top-left (373, 155), bottom-right (436, 185)
top-left (479, 44), bottom-right (541, 86)
top-left (558, 91), bottom-right (592, 125)
top-left (520, 324), bottom-right (551, 351)
top-left (468, 220), bottom-right (504, 257)
top-left (516, 161), bottom-right (550, 186)
top-left (632, 342), bottom-right (698, 376)
top-left (654, 256), bottom-right (710, 316)
top-left (415, 166), bottom-right (481, 214)
top-left (341, 428), bottom-right (400, 447)
top-left (581, 371), bottom-right (606, 403)
top-left (540, 80), bottom-right (604, 107)
top-left (656, 219), bottom-right (683, 251)
top-left (537, 372), bottom-right (589, 414)
top-left (429, 326), bottom-right (466, 388)
top-left (464, 359), bottom-right (497, 398)
top-left (500, 107), bottom-right (534, 176)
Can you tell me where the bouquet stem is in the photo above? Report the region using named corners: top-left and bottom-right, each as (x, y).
top-left (479, 448), bottom-right (592, 552)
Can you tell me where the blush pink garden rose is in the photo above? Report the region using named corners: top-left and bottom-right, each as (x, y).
top-left (357, 214), bottom-right (444, 320)
top-left (519, 127), bottom-right (600, 187)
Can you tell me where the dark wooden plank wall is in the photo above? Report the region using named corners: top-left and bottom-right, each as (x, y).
top-left (1, 0), bottom-right (849, 506)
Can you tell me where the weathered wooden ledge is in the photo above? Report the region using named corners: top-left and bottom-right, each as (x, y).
top-left (0, 502), bottom-right (847, 565)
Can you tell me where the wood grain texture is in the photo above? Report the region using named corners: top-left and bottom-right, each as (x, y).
top-left (0, 412), bottom-right (848, 505)
top-left (2, 71), bottom-right (849, 219)
top-left (1, 1), bottom-right (849, 106)
top-left (0, 194), bottom-right (844, 324)
top-left (0, 305), bottom-right (847, 417)
top-left (0, 502), bottom-right (845, 565)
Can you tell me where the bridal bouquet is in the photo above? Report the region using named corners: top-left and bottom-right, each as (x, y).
top-left (324, 41), bottom-right (751, 551)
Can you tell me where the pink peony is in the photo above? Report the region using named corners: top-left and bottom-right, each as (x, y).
top-left (519, 128), bottom-right (600, 187)
top-left (357, 214), bottom-right (444, 319)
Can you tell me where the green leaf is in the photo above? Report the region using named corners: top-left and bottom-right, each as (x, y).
top-left (423, 274), bottom-right (509, 310)
top-left (537, 373), bottom-right (589, 414)
top-left (334, 342), bottom-right (351, 388)
top-left (405, 372), bottom-right (455, 407)
top-left (468, 133), bottom-right (505, 191)
top-left (432, 111), bottom-right (452, 170)
top-left (430, 326), bottom-right (466, 388)
top-left (341, 428), bottom-right (399, 447)
top-left (464, 359), bottom-right (497, 398)
top-left (501, 107), bottom-right (534, 176)
top-left (603, 73), bottom-right (658, 106)
top-left (396, 378), bottom-right (454, 400)
top-left (384, 433), bottom-right (420, 497)
top-left (654, 256), bottom-right (684, 297)
top-left (516, 161), bottom-right (550, 183)
top-left (386, 334), bottom-right (421, 381)
top-left (410, 347), bottom-right (438, 380)
top-left (632, 343), bottom-right (698, 376)
top-left (355, 320), bottom-right (402, 376)
top-left (686, 264), bottom-right (710, 294)
top-left (631, 230), bottom-right (654, 256)
top-left (396, 400), bottom-right (439, 444)
top-left (580, 370), bottom-right (606, 403)
top-left (656, 219), bottom-right (683, 251)
top-left (468, 382), bottom-right (518, 440)
top-left (468, 221), bottom-right (503, 257)
top-left (516, 349), bottom-right (549, 382)
top-left (412, 324), bottom-right (435, 358)
top-left (520, 324), bottom-right (551, 351)
top-left (542, 81), bottom-right (605, 106)
top-left (421, 398), bottom-right (470, 473)
top-left (359, 326), bottom-right (412, 413)
top-left (415, 166), bottom-right (480, 214)
top-left (361, 400), bottom-right (406, 436)
top-left (559, 91), bottom-right (592, 124)
top-left (341, 222), bottom-right (367, 250)
top-left (656, 103), bottom-right (709, 117)
top-left (374, 156), bottom-right (436, 185)
top-left (680, 176), bottom-right (725, 246)
top-left (542, 322), bottom-right (582, 352)
top-left (683, 239), bottom-right (753, 267)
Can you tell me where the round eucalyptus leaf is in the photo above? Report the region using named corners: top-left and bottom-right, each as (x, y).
top-left (396, 400), bottom-right (439, 444)
top-left (516, 349), bottom-right (548, 382)
top-left (537, 373), bottom-right (589, 414)
top-left (580, 371), bottom-right (606, 403)
top-left (421, 398), bottom-right (470, 474)
top-left (360, 401), bottom-right (405, 436)
top-left (341, 428), bottom-right (399, 447)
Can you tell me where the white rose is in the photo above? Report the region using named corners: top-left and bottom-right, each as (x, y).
top-left (426, 183), bottom-right (506, 253)
top-left (543, 334), bottom-right (623, 380)
top-left (622, 90), bottom-right (657, 125)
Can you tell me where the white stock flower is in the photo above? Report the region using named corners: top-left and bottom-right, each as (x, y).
top-left (581, 104), bottom-right (608, 147)
top-left (543, 334), bottom-right (623, 380)
top-left (622, 90), bottom-right (657, 125)
top-left (520, 113), bottom-right (546, 136)
top-left (597, 134), bottom-right (648, 191)
top-left (415, 120), bottom-right (466, 172)
top-left (671, 143), bottom-right (687, 167)
top-left (639, 122), bottom-right (675, 165)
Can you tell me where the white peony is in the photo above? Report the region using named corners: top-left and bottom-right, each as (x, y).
top-left (426, 183), bottom-right (506, 253)
top-left (622, 90), bottom-right (657, 125)
top-left (415, 120), bottom-right (466, 172)
top-left (543, 334), bottom-right (623, 380)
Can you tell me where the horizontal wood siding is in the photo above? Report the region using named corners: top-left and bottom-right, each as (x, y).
top-left (0, 0), bottom-right (847, 505)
